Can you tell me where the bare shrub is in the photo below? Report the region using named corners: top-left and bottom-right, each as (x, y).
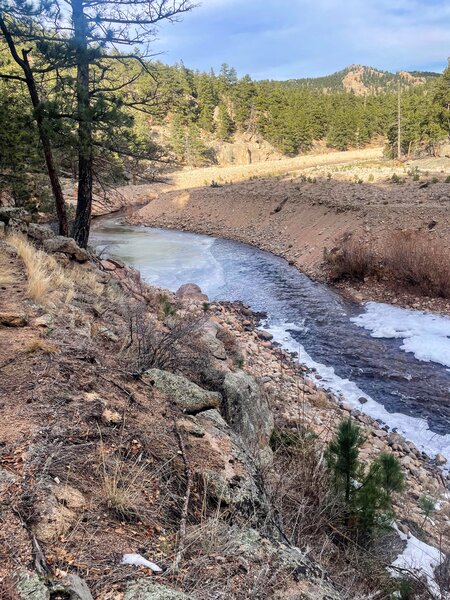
top-left (325, 234), bottom-right (376, 281)
top-left (386, 230), bottom-right (450, 298)
top-left (123, 303), bottom-right (206, 374)
top-left (268, 431), bottom-right (341, 546)
top-left (99, 442), bottom-right (157, 522)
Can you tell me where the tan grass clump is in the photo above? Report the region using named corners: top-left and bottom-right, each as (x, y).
top-left (7, 233), bottom-right (73, 304)
top-left (100, 445), bottom-right (154, 521)
top-left (25, 339), bottom-right (58, 354)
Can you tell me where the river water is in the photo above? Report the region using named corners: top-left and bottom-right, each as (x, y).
top-left (91, 218), bottom-right (450, 462)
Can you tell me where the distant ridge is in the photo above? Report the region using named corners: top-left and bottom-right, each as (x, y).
top-left (269, 64), bottom-right (441, 95)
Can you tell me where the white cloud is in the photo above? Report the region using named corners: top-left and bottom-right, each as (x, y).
top-left (154, 0), bottom-right (449, 77)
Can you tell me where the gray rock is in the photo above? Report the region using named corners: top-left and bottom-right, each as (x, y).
top-left (124, 581), bottom-right (195, 600)
top-left (51, 574), bottom-right (94, 600)
top-left (16, 571), bottom-right (50, 600)
top-left (201, 332), bottom-right (227, 360)
top-left (214, 524), bottom-right (342, 599)
top-left (43, 236), bottom-right (89, 262)
top-left (144, 369), bottom-right (221, 414)
top-left (27, 223), bottom-right (55, 241)
top-left (195, 409), bottom-right (261, 506)
top-left (0, 206), bottom-right (28, 227)
top-left (257, 330), bottom-right (273, 341)
top-left (223, 370), bottom-right (274, 465)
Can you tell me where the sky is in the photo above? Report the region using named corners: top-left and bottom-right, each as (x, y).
top-left (154, 0), bottom-right (450, 80)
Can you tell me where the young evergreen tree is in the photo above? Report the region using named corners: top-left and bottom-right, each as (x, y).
top-left (326, 418), bottom-right (364, 502)
top-left (327, 419), bottom-right (405, 539)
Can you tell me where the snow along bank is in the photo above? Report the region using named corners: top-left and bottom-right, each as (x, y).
top-left (391, 524), bottom-right (446, 599)
top-left (264, 321), bottom-right (450, 465)
top-left (351, 302), bottom-right (450, 370)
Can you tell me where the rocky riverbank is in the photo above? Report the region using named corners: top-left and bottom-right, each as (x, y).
top-left (128, 174), bottom-right (450, 315)
top-left (0, 224), bottom-right (449, 599)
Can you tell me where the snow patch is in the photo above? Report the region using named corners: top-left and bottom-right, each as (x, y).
top-left (351, 302), bottom-right (450, 369)
top-left (391, 524), bottom-right (445, 598)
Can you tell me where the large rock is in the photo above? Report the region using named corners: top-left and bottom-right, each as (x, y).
top-left (0, 206), bottom-right (28, 227)
top-left (33, 484), bottom-right (87, 543)
top-left (124, 581), bottom-right (195, 600)
top-left (175, 283), bottom-right (209, 303)
top-left (0, 312), bottom-right (28, 327)
top-left (43, 236), bottom-right (89, 262)
top-left (50, 575), bottom-right (94, 600)
top-left (144, 368), bottom-right (221, 414)
top-left (194, 409), bottom-right (261, 507)
top-left (222, 525), bottom-right (342, 599)
top-left (27, 223), bottom-right (55, 242)
top-left (15, 571), bottom-right (50, 600)
top-left (222, 370), bottom-right (274, 465)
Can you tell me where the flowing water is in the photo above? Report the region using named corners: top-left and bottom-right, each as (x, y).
top-left (91, 218), bottom-right (450, 461)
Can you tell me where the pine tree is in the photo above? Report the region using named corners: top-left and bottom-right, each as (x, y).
top-left (216, 104), bottom-right (235, 141)
top-left (326, 418), bottom-right (364, 502)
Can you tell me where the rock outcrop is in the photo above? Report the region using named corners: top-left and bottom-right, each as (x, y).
top-left (222, 370), bottom-right (274, 465)
top-left (144, 368), bottom-right (221, 414)
top-left (43, 236), bottom-right (89, 262)
top-left (124, 581), bottom-right (195, 600)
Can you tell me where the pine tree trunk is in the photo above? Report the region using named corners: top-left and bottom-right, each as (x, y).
top-left (0, 14), bottom-right (68, 236)
top-left (72, 0), bottom-right (93, 249)
top-left (22, 55), bottom-right (69, 237)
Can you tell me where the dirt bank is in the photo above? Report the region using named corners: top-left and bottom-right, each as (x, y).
top-left (130, 174), bottom-right (450, 313)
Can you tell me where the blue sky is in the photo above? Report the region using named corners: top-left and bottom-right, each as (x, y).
top-left (155, 0), bottom-right (449, 79)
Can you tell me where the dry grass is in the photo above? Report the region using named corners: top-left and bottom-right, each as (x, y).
top-left (0, 254), bottom-right (14, 285)
top-left (99, 443), bottom-right (156, 521)
top-left (6, 233), bottom-right (74, 304)
top-left (386, 230), bottom-right (450, 298)
top-left (68, 263), bottom-right (105, 296)
top-left (25, 339), bottom-right (58, 354)
top-left (325, 234), bottom-right (377, 281)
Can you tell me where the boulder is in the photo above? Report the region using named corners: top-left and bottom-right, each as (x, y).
top-left (144, 368), bottom-right (221, 414)
top-left (15, 571), bottom-right (50, 600)
top-left (43, 236), bottom-right (89, 262)
top-left (195, 409), bottom-right (261, 506)
top-left (50, 575), bottom-right (94, 600)
top-left (435, 453), bottom-right (447, 466)
top-left (175, 283), bottom-right (209, 303)
top-left (124, 581), bottom-right (195, 600)
top-left (27, 223), bottom-right (55, 242)
top-left (0, 312), bottom-right (28, 327)
top-left (33, 484), bottom-right (86, 543)
top-left (201, 523), bottom-right (342, 599)
top-left (0, 206), bottom-right (28, 228)
top-left (222, 370), bottom-right (274, 465)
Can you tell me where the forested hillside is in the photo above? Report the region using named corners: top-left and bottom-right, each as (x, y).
top-left (1, 41), bottom-right (450, 213)
top-left (275, 64), bottom-right (440, 93)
